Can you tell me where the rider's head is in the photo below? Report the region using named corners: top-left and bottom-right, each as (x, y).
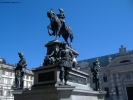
top-left (59, 8), bottom-right (64, 13)
top-left (18, 52), bottom-right (24, 58)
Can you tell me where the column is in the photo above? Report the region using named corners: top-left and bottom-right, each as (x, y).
top-left (116, 73), bottom-right (123, 100)
top-left (110, 74), bottom-right (117, 100)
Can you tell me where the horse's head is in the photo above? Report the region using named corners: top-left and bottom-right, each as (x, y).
top-left (47, 9), bottom-right (56, 18)
top-left (47, 11), bottom-right (51, 18)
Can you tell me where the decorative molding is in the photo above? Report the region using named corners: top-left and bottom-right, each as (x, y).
top-left (120, 72), bottom-right (133, 82)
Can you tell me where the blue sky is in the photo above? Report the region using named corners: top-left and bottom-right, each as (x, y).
top-left (0, 0), bottom-right (133, 69)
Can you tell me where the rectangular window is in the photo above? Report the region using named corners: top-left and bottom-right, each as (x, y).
top-left (7, 79), bottom-right (12, 85)
top-left (4, 78), bottom-right (6, 84)
top-left (104, 87), bottom-right (110, 98)
top-left (2, 71), bottom-right (5, 75)
top-left (103, 76), bottom-right (107, 82)
top-left (0, 86), bottom-right (3, 89)
top-left (30, 76), bottom-right (32, 80)
top-left (0, 90), bottom-right (3, 96)
top-left (26, 76), bottom-right (29, 79)
top-left (6, 91), bottom-right (11, 96)
top-left (9, 72), bottom-right (12, 76)
top-left (115, 86), bottom-right (119, 96)
top-left (1, 78), bottom-right (4, 83)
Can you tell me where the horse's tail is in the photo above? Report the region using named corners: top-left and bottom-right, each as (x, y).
top-left (70, 34), bottom-right (73, 42)
top-left (69, 27), bottom-right (74, 42)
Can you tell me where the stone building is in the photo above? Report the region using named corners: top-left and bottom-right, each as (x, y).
top-left (79, 45), bottom-right (133, 100)
top-left (0, 57), bottom-right (34, 100)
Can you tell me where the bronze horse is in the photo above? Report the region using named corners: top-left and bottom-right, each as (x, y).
top-left (47, 10), bottom-right (73, 47)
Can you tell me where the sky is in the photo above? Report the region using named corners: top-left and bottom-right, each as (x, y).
top-left (0, 0), bottom-right (133, 69)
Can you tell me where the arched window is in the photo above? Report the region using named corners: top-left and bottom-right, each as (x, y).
top-left (119, 60), bottom-right (131, 63)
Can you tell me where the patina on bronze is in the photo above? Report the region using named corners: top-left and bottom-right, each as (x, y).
top-left (14, 52), bottom-right (27, 90)
top-left (91, 59), bottom-right (101, 91)
top-left (43, 50), bottom-right (56, 66)
top-left (45, 9), bottom-right (80, 85)
top-left (47, 8), bottom-right (73, 47)
top-left (58, 42), bottom-right (73, 85)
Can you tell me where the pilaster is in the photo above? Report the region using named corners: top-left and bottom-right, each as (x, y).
top-left (110, 74), bottom-right (117, 100)
top-left (116, 73), bottom-right (123, 100)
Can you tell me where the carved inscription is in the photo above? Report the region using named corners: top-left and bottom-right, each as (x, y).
top-left (68, 74), bottom-right (87, 85)
top-left (38, 71), bottom-right (54, 82)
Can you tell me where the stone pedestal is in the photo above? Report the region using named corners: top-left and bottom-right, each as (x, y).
top-left (43, 40), bottom-right (79, 66)
top-left (12, 85), bottom-right (106, 100)
top-left (32, 63), bottom-right (91, 89)
top-left (12, 64), bottom-right (106, 100)
top-left (12, 40), bottom-right (106, 100)
top-left (44, 40), bottom-right (79, 56)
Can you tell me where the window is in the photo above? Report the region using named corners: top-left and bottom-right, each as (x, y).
top-left (2, 71), bottom-right (5, 75)
top-left (26, 76), bottom-right (29, 80)
top-left (103, 76), bottom-right (107, 82)
top-left (30, 76), bottom-right (33, 80)
top-left (7, 79), bottom-right (12, 85)
top-left (120, 60), bottom-right (131, 63)
top-left (6, 91), bottom-right (11, 96)
top-left (0, 90), bottom-right (3, 96)
top-left (1, 78), bottom-right (4, 83)
top-left (30, 82), bottom-right (33, 86)
top-left (115, 86), bottom-right (119, 96)
top-left (104, 87), bottom-right (110, 98)
top-left (0, 86), bottom-right (3, 89)
top-left (5, 78), bottom-right (8, 84)
top-left (9, 72), bottom-right (12, 76)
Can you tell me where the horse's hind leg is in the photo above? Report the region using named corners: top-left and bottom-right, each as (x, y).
top-left (65, 37), bottom-right (69, 47)
top-left (70, 42), bottom-right (72, 48)
top-left (55, 26), bottom-right (61, 40)
top-left (62, 35), bottom-right (69, 47)
top-left (54, 30), bottom-right (58, 40)
top-left (69, 35), bottom-right (73, 48)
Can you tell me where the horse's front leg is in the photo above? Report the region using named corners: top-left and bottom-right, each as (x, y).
top-left (54, 31), bottom-right (58, 40)
top-left (64, 36), bottom-right (69, 47)
top-left (47, 25), bottom-right (52, 36)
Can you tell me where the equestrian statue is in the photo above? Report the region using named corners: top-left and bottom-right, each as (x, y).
top-left (47, 8), bottom-right (74, 47)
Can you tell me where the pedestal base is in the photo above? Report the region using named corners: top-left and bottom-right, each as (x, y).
top-left (12, 85), bottom-right (106, 100)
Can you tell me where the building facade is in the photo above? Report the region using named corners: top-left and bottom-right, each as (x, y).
top-left (0, 57), bottom-right (34, 100)
top-left (79, 45), bottom-right (133, 100)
